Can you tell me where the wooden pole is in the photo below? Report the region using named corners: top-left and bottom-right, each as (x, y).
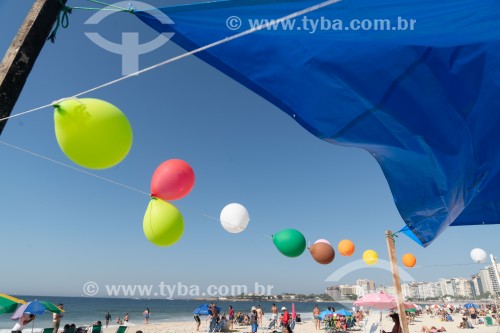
top-left (386, 230), bottom-right (409, 333)
top-left (0, 0), bottom-right (64, 135)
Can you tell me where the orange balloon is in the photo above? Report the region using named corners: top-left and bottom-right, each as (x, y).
top-left (309, 242), bottom-right (335, 265)
top-left (337, 239), bottom-right (355, 256)
top-left (402, 253), bottom-right (417, 268)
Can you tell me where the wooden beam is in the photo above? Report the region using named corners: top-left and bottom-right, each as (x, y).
top-left (386, 230), bottom-right (409, 333)
top-left (0, 0), bottom-right (64, 135)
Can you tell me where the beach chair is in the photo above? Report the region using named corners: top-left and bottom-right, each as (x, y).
top-left (267, 318), bottom-right (278, 330)
top-left (90, 325), bottom-right (102, 333)
top-left (41, 328), bottom-right (54, 333)
top-left (114, 326), bottom-right (128, 333)
top-left (486, 317), bottom-right (494, 327)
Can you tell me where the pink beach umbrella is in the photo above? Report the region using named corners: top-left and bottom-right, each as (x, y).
top-left (353, 292), bottom-right (397, 309)
top-left (291, 303), bottom-right (296, 320)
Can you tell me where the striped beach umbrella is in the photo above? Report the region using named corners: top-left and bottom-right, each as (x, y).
top-left (0, 294), bottom-right (26, 315)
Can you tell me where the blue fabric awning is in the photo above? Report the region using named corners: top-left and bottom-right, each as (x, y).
top-left (135, 0), bottom-right (500, 246)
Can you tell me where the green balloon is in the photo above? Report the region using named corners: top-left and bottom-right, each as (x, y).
top-left (53, 98), bottom-right (133, 169)
top-left (272, 228), bottom-right (306, 257)
top-left (143, 198), bottom-right (184, 247)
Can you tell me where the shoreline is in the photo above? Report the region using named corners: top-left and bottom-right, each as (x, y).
top-left (3, 310), bottom-right (500, 333)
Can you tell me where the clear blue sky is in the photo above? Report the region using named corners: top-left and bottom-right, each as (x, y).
top-left (1, 1), bottom-right (499, 297)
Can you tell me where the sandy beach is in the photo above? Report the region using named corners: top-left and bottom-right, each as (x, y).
top-left (100, 311), bottom-right (500, 333)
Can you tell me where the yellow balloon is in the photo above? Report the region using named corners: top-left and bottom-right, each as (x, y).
top-left (363, 249), bottom-right (378, 265)
top-left (53, 98), bottom-right (133, 169)
top-left (143, 198), bottom-right (184, 247)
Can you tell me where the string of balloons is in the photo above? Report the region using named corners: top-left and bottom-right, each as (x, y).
top-left (5, 97), bottom-right (492, 271)
top-left (5, 100), bottom-right (414, 268)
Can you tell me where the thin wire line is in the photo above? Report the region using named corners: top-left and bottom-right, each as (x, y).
top-left (413, 263), bottom-right (483, 268)
top-left (0, 0), bottom-right (341, 122)
top-left (0, 103), bottom-right (53, 122)
top-left (72, 0), bottom-right (342, 97)
top-left (0, 139), bottom-right (271, 235)
top-left (85, 0), bottom-right (129, 11)
top-left (0, 140), bottom-right (150, 196)
top-left (72, 7), bottom-right (128, 11)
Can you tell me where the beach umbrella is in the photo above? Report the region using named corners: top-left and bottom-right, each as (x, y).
top-left (291, 303), bottom-right (296, 320)
top-left (318, 310), bottom-right (334, 320)
top-left (403, 302), bottom-right (417, 310)
top-left (0, 294), bottom-right (25, 315)
top-left (11, 301), bottom-right (63, 320)
top-left (430, 304), bottom-right (440, 309)
top-left (193, 304), bottom-right (221, 316)
top-left (353, 292), bottom-right (397, 309)
top-left (464, 303), bottom-right (479, 309)
top-left (336, 309), bottom-right (353, 316)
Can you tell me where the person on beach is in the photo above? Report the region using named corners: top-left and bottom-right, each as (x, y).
top-left (143, 308), bottom-right (150, 324)
top-left (12, 314), bottom-right (36, 333)
top-left (421, 326), bottom-right (446, 333)
top-left (469, 307), bottom-right (477, 324)
top-left (313, 305), bottom-right (320, 330)
top-left (228, 305), bottom-right (235, 329)
top-left (250, 306), bottom-right (259, 333)
top-left (208, 302), bottom-right (219, 331)
top-left (382, 313), bottom-right (401, 333)
top-left (281, 307), bottom-right (290, 328)
top-left (271, 304), bottom-right (278, 328)
top-left (123, 313), bottom-right (129, 323)
top-left (105, 313), bottom-right (111, 328)
top-left (256, 305), bottom-right (264, 326)
top-left (53, 304), bottom-right (64, 333)
top-left (116, 316), bottom-right (122, 324)
top-left (194, 314), bottom-right (201, 332)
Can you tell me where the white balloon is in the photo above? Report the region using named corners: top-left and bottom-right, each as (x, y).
top-left (470, 248), bottom-right (487, 263)
top-left (314, 239), bottom-right (331, 245)
top-left (220, 203), bottom-right (250, 233)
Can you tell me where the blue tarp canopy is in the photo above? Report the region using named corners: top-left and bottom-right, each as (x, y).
top-left (193, 304), bottom-right (221, 315)
top-left (136, 0), bottom-right (500, 247)
top-left (318, 310), bottom-right (333, 320)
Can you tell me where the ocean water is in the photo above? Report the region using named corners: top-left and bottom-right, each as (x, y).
top-left (0, 296), bottom-right (351, 331)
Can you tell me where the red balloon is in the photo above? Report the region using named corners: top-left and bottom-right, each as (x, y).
top-left (151, 159), bottom-right (195, 201)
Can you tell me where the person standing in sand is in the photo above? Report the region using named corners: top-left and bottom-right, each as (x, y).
top-left (123, 313), bottom-right (129, 323)
top-left (271, 303), bottom-right (278, 325)
top-left (256, 305), bottom-right (264, 326)
top-left (228, 305), bottom-right (235, 329)
top-left (250, 306), bottom-right (259, 333)
top-left (105, 313), bottom-right (111, 327)
top-left (143, 308), bottom-right (150, 324)
top-left (194, 314), bottom-right (201, 332)
top-left (313, 305), bottom-right (320, 330)
top-left (53, 304), bottom-right (64, 333)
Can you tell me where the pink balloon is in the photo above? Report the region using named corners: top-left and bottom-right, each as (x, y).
top-left (314, 239), bottom-right (331, 245)
top-left (151, 159), bottom-right (195, 201)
